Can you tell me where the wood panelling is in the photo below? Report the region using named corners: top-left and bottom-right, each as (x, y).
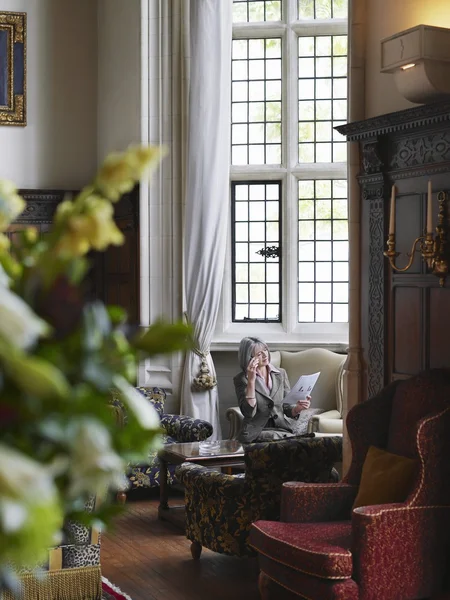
top-left (393, 286), bottom-right (421, 376)
top-left (430, 287), bottom-right (450, 368)
top-left (338, 101), bottom-right (450, 398)
top-left (90, 186), bottom-right (140, 323)
top-left (395, 193), bottom-right (422, 274)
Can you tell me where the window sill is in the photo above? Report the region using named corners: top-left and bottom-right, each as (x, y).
top-left (210, 339), bottom-right (348, 353)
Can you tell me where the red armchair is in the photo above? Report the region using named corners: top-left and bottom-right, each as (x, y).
top-left (249, 369), bottom-right (450, 600)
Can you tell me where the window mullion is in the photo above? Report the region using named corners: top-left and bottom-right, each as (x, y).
top-left (285, 0), bottom-right (298, 29)
top-left (284, 1), bottom-right (297, 335)
top-left (285, 173), bottom-right (298, 335)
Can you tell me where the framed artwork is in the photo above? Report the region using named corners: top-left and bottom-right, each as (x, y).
top-left (0, 11), bottom-right (26, 126)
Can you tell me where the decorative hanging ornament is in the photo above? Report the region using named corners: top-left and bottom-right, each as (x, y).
top-left (192, 350), bottom-right (217, 391)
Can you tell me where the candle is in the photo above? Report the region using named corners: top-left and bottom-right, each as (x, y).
top-left (427, 180), bottom-right (433, 234)
top-left (389, 185), bottom-right (396, 235)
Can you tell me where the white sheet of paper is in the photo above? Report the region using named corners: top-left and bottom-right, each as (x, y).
top-left (283, 371), bottom-right (321, 403)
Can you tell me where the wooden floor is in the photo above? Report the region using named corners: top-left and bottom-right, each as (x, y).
top-left (100, 489), bottom-right (261, 600)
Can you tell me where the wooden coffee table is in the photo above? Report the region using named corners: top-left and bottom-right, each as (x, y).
top-left (158, 439), bottom-right (245, 527)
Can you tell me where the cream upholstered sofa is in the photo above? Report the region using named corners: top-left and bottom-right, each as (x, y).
top-left (226, 348), bottom-right (346, 439)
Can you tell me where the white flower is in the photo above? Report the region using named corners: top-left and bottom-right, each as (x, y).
top-left (0, 263), bottom-right (10, 287)
top-left (0, 446), bottom-right (63, 567)
top-left (112, 375), bottom-right (161, 429)
top-left (0, 286), bottom-right (50, 349)
top-left (67, 419), bottom-right (126, 498)
top-left (0, 443), bottom-right (61, 531)
top-left (1, 498), bottom-right (27, 533)
top-left (0, 445), bottom-right (56, 504)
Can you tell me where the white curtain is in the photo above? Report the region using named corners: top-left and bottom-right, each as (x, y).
top-left (180, 0), bottom-right (232, 440)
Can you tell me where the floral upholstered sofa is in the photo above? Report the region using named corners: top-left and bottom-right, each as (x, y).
top-left (114, 387), bottom-right (213, 497)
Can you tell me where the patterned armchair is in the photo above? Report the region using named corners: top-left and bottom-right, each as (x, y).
top-left (175, 435), bottom-right (342, 559)
top-left (116, 387), bottom-right (213, 498)
top-left (249, 369), bottom-right (450, 600)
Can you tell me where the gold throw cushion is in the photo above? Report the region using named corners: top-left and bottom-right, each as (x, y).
top-left (353, 445), bottom-right (417, 509)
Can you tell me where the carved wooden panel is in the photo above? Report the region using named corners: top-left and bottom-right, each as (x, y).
top-left (366, 189), bottom-right (386, 397)
top-left (338, 100), bottom-right (450, 399)
top-left (17, 190), bottom-right (72, 223)
top-left (390, 129), bottom-right (450, 171)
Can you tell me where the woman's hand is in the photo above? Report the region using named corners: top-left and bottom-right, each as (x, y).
top-left (294, 395), bottom-right (311, 416)
top-left (246, 356), bottom-right (259, 383)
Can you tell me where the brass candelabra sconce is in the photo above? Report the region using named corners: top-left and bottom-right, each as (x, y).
top-left (383, 183), bottom-right (450, 287)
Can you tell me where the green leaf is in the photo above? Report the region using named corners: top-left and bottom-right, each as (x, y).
top-left (82, 359), bottom-right (116, 391)
top-left (0, 252), bottom-right (22, 280)
top-left (66, 257), bottom-right (89, 285)
top-left (5, 354), bottom-right (70, 400)
top-left (82, 302), bottom-right (112, 350)
top-left (107, 305), bottom-right (127, 325)
top-left (132, 320), bottom-right (193, 356)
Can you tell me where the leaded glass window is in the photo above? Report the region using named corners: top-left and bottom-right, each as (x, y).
top-left (229, 0), bottom-right (348, 337)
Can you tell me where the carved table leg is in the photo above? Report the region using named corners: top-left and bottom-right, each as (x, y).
top-left (190, 541), bottom-right (202, 560)
top-left (258, 571), bottom-right (272, 600)
top-left (158, 457), bottom-right (169, 514)
top-left (116, 491), bottom-right (127, 505)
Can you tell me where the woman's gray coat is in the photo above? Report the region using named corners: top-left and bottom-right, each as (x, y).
top-left (233, 367), bottom-right (299, 443)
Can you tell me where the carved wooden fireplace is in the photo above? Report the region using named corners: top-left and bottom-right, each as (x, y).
top-left (338, 100), bottom-right (450, 400)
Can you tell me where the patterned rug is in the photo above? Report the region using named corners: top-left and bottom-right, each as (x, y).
top-left (102, 577), bottom-right (133, 600)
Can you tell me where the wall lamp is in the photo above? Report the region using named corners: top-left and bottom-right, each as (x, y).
top-left (381, 25), bottom-right (450, 104)
top-left (384, 184), bottom-right (450, 287)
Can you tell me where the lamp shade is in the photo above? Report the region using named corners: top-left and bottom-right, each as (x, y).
top-left (380, 25), bottom-right (450, 104)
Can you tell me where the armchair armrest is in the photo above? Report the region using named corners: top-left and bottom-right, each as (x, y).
top-left (226, 406), bottom-right (243, 439)
top-left (280, 482), bottom-right (358, 522)
top-left (160, 414), bottom-right (213, 442)
top-left (308, 409), bottom-right (342, 433)
top-left (176, 462), bottom-right (244, 497)
top-left (352, 504), bottom-right (450, 600)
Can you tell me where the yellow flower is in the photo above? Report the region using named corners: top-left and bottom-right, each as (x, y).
top-left (0, 180), bottom-right (25, 232)
top-left (57, 195), bottom-right (124, 257)
top-left (54, 199), bottom-right (74, 224)
top-left (56, 232), bottom-right (91, 257)
top-left (95, 153), bottom-right (135, 202)
top-left (72, 196), bottom-right (124, 250)
top-left (95, 145), bottom-right (167, 202)
top-left (126, 145), bottom-right (167, 178)
top-left (23, 227), bottom-right (38, 244)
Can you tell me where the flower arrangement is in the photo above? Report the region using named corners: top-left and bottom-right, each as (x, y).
top-left (0, 146), bottom-right (192, 582)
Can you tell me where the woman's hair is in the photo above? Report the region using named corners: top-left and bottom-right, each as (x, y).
top-left (238, 337), bottom-right (270, 372)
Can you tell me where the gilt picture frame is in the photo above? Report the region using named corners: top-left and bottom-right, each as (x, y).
top-left (0, 11), bottom-right (26, 126)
